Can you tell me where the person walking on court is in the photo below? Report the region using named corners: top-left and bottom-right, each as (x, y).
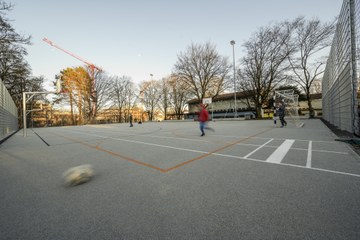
top-left (198, 103), bottom-right (215, 136)
top-left (129, 114), bottom-right (133, 127)
top-left (273, 112), bottom-right (278, 125)
top-left (277, 102), bottom-right (287, 128)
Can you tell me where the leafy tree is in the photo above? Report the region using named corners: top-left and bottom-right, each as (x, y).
top-left (59, 67), bottom-right (90, 124)
top-left (84, 66), bottom-right (102, 120)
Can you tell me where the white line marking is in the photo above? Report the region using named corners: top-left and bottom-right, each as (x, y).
top-left (212, 134), bottom-right (345, 144)
top-left (140, 134), bottom-right (206, 143)
top-left (244, 139), bottom-right (273, 159)
top-left (209, 153), bottom-right (360, 178)
top-left (266, 139), bottom-right (295, 163)
top-left (306, 141), bottom-right (312, 168)
top-left (63, 129), bottom-right (350, 156)
top-left (73, 131), bottom-right (210, 154)
top-left (291, 147), bottom-right (348, 155)
top-left (61, 129), bottom-right (360, 178)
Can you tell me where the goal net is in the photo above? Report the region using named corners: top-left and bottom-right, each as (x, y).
top-left (274, 90), bottom-right (304, 127)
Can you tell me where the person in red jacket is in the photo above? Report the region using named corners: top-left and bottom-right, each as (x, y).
top-left (199, 103), bottom-right (210, 136)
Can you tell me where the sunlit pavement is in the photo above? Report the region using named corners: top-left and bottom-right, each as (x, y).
top-left (1, 119), bottom-right (359, 239)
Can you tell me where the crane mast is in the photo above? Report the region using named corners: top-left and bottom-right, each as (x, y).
top-left (43, 37), bottom-right (101, 120)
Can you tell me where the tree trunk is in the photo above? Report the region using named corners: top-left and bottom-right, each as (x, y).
top-left (256, 106), bottom-right (262, 119)
top-left (307, 97), bottom-right (314, 118)
top-left (69, 93), bottom-right (75, 125)
top-left (118, 107), bottom-right (122, 123)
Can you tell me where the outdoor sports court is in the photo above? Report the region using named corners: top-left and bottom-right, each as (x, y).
top-left (25, 118), bottom-right (360, 176)
top-left (1, 119), bottom-right (360, 239)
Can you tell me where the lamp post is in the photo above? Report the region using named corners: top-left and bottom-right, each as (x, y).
top-left (230, 40), bottom-right (237, 118)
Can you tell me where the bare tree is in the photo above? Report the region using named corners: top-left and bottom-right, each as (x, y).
top-left (158, 77), bottom-right (171, 120)
top-left (139, 80), bottom-right (161, 121)
top-left (125, 81), bottom-right (136, 121)
top-left (0, 1), bottom-right (36, 126)
top-left (0, 1), bottom-right (31, 46)
top-left (168, 74), bottom-right (191, 120)
top-left (109, 75), bottom-right (133, 123)
top-left (0, 44), bottom-right (31, 98)
top-left (0, 1), bottom-right (32, 94)
top-left (173, 42), bottom-right (231, 101)
top-left (94, 72), bottom-right (112, 115)
top-left (288, 17), bottom-right (335, 118)
top-left (240, 20), bottom-right (296, 118)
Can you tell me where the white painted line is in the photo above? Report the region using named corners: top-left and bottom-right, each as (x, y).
top-left (73, 131), bottom-right (210, 154)
top-left (291, 147), bottom-right (348, 155)
top-left (206, 153), bottom-right (360, 178)
top-left (266, 139), bottom-right (295, 163)
top-left (306, 141), bottom-right (312, 168)
top-left (141, 134), bottom-right (207, 143)
top-left (244, 139), bottom-right (273, 159)
top-left (212, 135), bottom-right (340, 144)
top-left (63, 129), bottom-right (360, 178)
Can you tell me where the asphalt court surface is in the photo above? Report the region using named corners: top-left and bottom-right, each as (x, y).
top-left (1, 118), bottom-right (360, 239)
top-left (27, 119), bottom-right (360, 177)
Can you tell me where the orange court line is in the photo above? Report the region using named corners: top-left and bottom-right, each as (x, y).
top-left (163, 128), bottom-right (272, 172)
top-left (53, 128), bottom-right (272, 173)
top-left (54, 133), bottom-right (166, 173)
top-left (94, 145), bottom-right (167, 173)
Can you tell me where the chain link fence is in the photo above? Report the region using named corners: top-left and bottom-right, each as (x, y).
top-left (322, 0), bottom-right (360, 135)
top-left (0, 78), bottom-right (18, 142)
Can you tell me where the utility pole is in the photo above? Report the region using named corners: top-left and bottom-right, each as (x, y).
top-left (230, 40), bottom-right (237, 118)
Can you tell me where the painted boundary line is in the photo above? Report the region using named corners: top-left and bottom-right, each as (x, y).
top-left (306, 141), bottom-right (312, 168)
top-left (52, 133), bottom-right (168, 172)
top-left (55, 128), bottom-right (272, 173)
top-left (46, 129), bottom-right (360, 178)
top-left (266, 139), bottom-right (295, 163)
top-left (211, 153), bottom-right (360, 178)
top-left (244, 139), bottom-right (273, 159)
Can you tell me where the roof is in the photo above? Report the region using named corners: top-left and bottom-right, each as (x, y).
top-left (188, 92), bottom-right (323, 104)
top-left (187, 92), bottom-right (249, 104)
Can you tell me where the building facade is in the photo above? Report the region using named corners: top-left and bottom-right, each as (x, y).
top-left (187, 92), bottom-right (323, 120)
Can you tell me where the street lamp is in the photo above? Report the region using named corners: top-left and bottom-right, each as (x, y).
top-left (230, 40), bottom-right (237, 118)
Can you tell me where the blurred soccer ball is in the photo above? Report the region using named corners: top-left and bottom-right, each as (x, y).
top-left (62, 164), bottom-right (94, 186)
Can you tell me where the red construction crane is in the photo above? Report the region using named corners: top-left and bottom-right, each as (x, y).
top-left (43, 37), bottom-right (102, 119)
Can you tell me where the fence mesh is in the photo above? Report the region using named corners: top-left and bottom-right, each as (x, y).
top-left (322, 0), bottom-right (360, 135)
top-left (0, 78), bottom-right (18, 141)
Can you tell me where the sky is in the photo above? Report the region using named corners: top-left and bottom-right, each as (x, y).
top-left (6, 0), bottom-right (343, 90)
